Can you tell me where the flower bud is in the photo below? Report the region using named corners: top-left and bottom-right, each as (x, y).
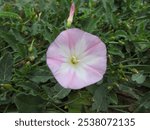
top-left (29, 55), bottom-right (35, 62)
top-left (67, 2), bottom-right (75, 28)
top-left (1, 84), bottom-right (12, 89)
top-left (28, 39), bottom-right (35, 52)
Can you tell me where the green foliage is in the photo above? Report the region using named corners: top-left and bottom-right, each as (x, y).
top-left (132, 72), bottom-right (146, 84)
top-left (0, 0), bottom-right (150, 113)
top-left (14, 93), bottom-right (46, 112)
top-left (92, 85), bottom-right (109, 112)
top-left (52, 84), bottom-right (71, 100)
top-left (0, 11), bottom-right (21, 20)
top-left (67, 90), bottom-right (92, 112)
top-left (0, 53), bottom-right (13, 84)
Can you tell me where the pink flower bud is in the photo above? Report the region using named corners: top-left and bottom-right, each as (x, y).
top-left (67, 2), bottom-right (75, 27)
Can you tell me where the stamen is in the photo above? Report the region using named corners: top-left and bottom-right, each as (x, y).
top-left (71, 56), bottom-right (79, 64)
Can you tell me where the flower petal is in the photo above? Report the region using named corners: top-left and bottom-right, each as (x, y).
top-left (53, 61), bottom-right (105, 89)
top-left (53, 64), bottom-right (92, 89)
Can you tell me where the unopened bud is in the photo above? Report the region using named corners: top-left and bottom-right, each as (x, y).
top-left (28, 46), bottom-right (33, 52)
top-left (67, 2), bottom-right (75, 28)
top-left (29, 55), bottom-right (35, 61)
top-left (131, 68), bottom-right (139, 74)
top-left (26, 61), bottom-right (31, 65)
top-left (28, 39), bottom-right (35, 52)
top-left (1, 84), bottom-right (12, 89)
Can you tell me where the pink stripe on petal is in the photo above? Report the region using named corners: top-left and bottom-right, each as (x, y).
top-left (70, 74), bottom-right (89, 89)
top-left (82, 56), bottom-right (107, 74)
top-left (84, 66), bottom-right (103, 83)
top-left (69, 2), bottom-right (75, 17)
top-left (85, 62), bottom-right (106, 76)
top-left (54, 65), bottom-right (91, 89)
top-left (54, 66), bottom-right (76, 89)
top-left (70, 66), bottom-right (103, 89)
top-left (66, 28), bottom-right (85, 50)
top-left (47, 60), bottom-right (62, 74)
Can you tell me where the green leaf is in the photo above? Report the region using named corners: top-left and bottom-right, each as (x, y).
top-left (119, 84), bottom-right (139, 99)
top-left (109, 92), bottom-right (118, 105)
top-left (28, 67), bottom-right (51, 83)
top-left (86, 85), bottom-right (98, 94)
top-left (14, 93), bottom-right (46, 112)
top-left (132, 73), bottom-right (146, 84)
top-left (0, 31), bottom-right (18, 51)
top-left (0, 91), bottom-right (11, 105)
top-left (23, 4), bottom-right (35, 18)
top-left (16, 81), bottom-right (40, 95)
top-left (0, 53), bottom-right (13, 84)
top-left (108, 45), bottom-right (125, 58)
top-left (102, 0), bottom-right (117, 28)
top-left (0, 11), bottom-right (21, 20)
top-left (115, 30), bottom-right (128, 39)
top-left (68, 91), bottom-right (92, 112)
top-left (31, 22), bottom-right (42, 35)
top-left (84, 16), bottom-right (99, 33)
top-left (53, 84), bottom-right (71, 99)
top-left (9, 29), bottom-right (26, 44)
top-left (135, 91), bottom-right (150, 112)
top-left (92, 85), bottom-right (109, 112)
top-left (142, 78), bottom-right (150, 88)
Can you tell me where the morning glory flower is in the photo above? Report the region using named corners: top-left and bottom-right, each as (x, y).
top-left (46, 28), bottom-right (107, 89)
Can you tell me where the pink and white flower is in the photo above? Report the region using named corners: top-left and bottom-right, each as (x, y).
top-left (46, 28), bottom-right (107, 89)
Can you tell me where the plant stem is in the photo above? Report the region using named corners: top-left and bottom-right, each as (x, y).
top-left (123, 65), bottom-right (150, 67)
